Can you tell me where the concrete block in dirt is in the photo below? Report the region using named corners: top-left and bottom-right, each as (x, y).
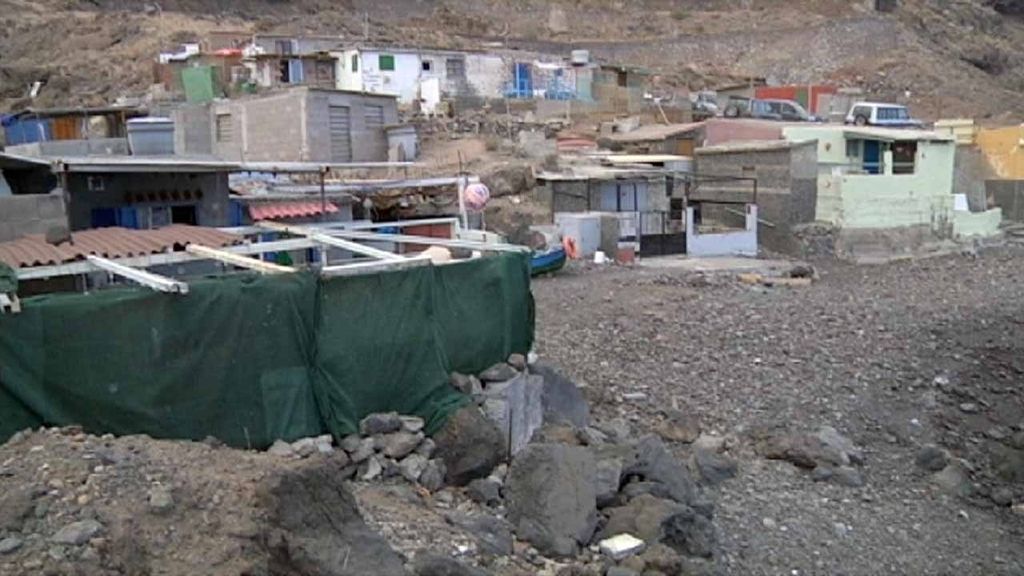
top-left (433, 406), bottom-right (505, 486)
top-left (529, 362), bottom-right (590, 429)
top-left (481, 372), bottom-right (544, 456)
top-left (260, 459), bottom-right (410, 575)
top-left (506, 443), bottom-right (598, 557)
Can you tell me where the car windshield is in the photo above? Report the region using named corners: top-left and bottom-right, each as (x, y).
top-left (787, 101), bottom-right (810, 118)
top-left (878, 106), bottom-right (910, 120)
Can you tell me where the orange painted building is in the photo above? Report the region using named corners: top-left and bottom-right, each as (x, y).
top-left (976, 124), bottom-right (1024, 179)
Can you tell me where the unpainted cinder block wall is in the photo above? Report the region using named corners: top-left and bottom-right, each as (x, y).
top-left (694, 142), bottom-right (818, 255)
top-left (305, 90), bottom-right (399, 163)
top-left (172, 103), bottom-right (214, 156)
top-left (0, 193), bottom-right (68, 243)
top-left (987, 179), bottom-right (1024, 222)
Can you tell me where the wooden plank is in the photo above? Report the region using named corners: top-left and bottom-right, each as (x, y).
top-left (86, 256), bottom-right (189, 294)
top-left (256, 221), bottom-right (404, 261)
top-left (320, 256), bottom-right (432, 278)
top-left (329, 230), bottom-right (530, 254)
top-left (185, 244), bottom-right (297, 274)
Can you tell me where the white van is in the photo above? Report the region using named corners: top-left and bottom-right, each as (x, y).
top-left (844, 102), bottom-right (923, 128)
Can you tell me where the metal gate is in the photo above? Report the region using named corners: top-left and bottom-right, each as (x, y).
top-left (328, 105), bottom-right (352, 162)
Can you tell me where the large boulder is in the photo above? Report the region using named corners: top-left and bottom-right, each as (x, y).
top-left (530, 362), bottom-right (590, 429)
top-left (480, 372), bottom-right (544, 455)
top-left (259, 458), bottom-right (410, 575)
top-left (621, 436), bottom-right (697, 505)
top-left (661, 507), bottom-right (717, 559)
top-left (481, 163), bottom-right (536, 198)
top-left (506, 444), bottom-right (599, 557)
top-left (434, 406), bottom-right (505, 486)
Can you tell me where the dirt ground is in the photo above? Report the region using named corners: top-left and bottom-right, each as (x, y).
top-left (531, 248), bottom-right (1024, 575)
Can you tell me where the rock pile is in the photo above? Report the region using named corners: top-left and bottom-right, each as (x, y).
top-left (267, 412), bottom-right (449, 491)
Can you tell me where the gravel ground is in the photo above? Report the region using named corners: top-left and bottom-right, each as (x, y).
top-left (532, 248), bottom-right (1024, 576)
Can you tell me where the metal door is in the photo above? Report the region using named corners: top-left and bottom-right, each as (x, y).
top-left (328, 105), bottom-right (352, 162)
top-left (362, 104), bottom-right (386, 160)
top-left (364, 105), bottom-right (385, 130)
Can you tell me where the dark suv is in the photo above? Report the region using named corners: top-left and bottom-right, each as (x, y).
top-left (724, 98), bottom-right (822, 122)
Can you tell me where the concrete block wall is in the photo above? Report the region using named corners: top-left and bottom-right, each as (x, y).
top-left (239, 91), bottom-right (308, 162)
top-left (694, 143), bottom-right (818, 255)
top-left (987, 180), bottom-right (1024, 222)
top-left (306, 89), bottom-right (398, 162)
top-left (66, 173), bottom-right (229, 231)
top-left (0, 193), bottom-right (68, 243)
top-left (172, 103), bottom-right (213, 156)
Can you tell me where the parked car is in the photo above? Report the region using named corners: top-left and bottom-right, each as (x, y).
top-left (692, 90), bottom-right (720, 119)
top-left (723, 98), bottom-right (822, 122)
top-left (844, 102), bottom-right (923, 128)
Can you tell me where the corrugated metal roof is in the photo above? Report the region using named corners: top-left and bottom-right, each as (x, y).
top-left (604, 122), bottom-right (706, 143)
top-left (696, 139), bottom-right (815, 154)
top-left (604, 154), bottom-right (692, 164)
top-left (0, 225), bottom-right (242, 268)
top-left (249, 201), bottom-right (338, 221)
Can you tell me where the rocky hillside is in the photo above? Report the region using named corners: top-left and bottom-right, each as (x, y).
top-left (0, 0), bottom-right (1022, 121)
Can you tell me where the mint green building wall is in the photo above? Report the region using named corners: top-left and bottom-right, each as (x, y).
top-left (782, 126), bottom-right (957, 230)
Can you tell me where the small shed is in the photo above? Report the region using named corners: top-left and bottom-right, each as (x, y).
top-left (694, 140), bottom-right (818, 255)
top-left (205, 87), bottom-right (400, 163)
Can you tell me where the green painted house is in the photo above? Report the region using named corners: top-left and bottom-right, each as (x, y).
top-left (782, 125), bottom-right (1001, 256)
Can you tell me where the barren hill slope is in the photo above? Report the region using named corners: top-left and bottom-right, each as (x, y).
top-left (0, 0), bottom-right (1021, 121)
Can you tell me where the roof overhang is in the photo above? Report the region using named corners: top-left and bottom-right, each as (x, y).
top-left (842, 128), bottom-right (952, 143)
top-left (0, 152), bottom-right (52, 171)
top-left (55, 157), bottom-right (241, 174)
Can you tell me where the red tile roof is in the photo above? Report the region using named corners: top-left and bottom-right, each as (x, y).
top-left (248, 201), bottom-right (338, 221)
top-left (0, 225), bottom-right (242, 269)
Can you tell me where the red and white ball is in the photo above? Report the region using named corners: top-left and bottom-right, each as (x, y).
top-left (463, 183), bottom-right (491, 212)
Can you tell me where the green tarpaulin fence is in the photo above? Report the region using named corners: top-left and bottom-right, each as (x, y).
top-left (0, 253), bottom-right (534, 446)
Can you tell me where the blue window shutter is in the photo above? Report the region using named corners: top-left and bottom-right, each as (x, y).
top-left (116, 207), bottom-right (139, 229)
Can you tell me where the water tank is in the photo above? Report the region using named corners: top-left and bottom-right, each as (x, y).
top-left (126, 117), bottom-right (175, 156)
top-left (570, 50), bottom-right (590, 65)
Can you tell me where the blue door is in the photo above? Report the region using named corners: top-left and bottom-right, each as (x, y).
top-left (863, 140), bottom-right (881, 174)
top-left (514, 63), bottom-right (533, 98)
